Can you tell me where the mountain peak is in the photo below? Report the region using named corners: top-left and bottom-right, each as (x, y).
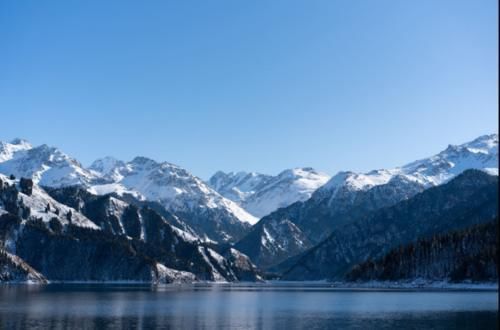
top-left (0, 138), bottom-right (33, 162)
top-left (10, 138), bottom-right (32, 147)
top-left (320, 133), bottom-right (498, 197)
top-left (210, 167), bottom-right (330, 218)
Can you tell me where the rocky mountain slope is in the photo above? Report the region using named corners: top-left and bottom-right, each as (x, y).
top-left (280, 170), bottom-right (498, 280)
top-left (0, 249), bottom-right (47, 283)
top-left (88, 156), bottom-right (257, 242)
top-left (0, 139), bottom-right (257, 243)
top-left (236, 134), bottom-right (498, 269)
top-left (0, 174), bottom-right (261, 283)
top-left (209, 171), bottom-right (272, 205)
top-left (209, 168), bottom-right (330, 218)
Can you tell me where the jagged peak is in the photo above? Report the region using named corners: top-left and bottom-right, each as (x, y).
top-left (277, 167), bottom-right (325, 178)
top-left (130, 156), bottom-right (157, 164)
top-left (10, 138), bottom-right (32, 147)
top-left (129, 156), bottom-right (182, 171)
top-left (89, 156), bottom-right (126, 173)
top-left (320, 133), bottom-right (498, 197)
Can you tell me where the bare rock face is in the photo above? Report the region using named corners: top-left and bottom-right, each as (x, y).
top-left (19, 178), bottom-right (33, 196)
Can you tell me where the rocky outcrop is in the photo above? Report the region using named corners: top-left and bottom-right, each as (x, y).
top-left (0, 249), bottom-right (47, 283)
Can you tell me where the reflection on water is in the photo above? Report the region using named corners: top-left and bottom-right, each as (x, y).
top-left (0, 283), bottom-right (497, 329)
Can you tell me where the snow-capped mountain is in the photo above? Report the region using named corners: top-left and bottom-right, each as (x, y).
top-left (209, 171), bottom-right (272, 204)
top-left (0, 174), bottom-right (262, 283)
top-left (0, 139), bottom-right (100, 187)
top-left (281, 170), bottom-right (498, 280)
top-left (236, 134), bottom-right (499, 269)
top-left (209, 168), bottom-right (330, 218)
top-left (0, 139), bottom-right (32, 162)
top-left (0, 139), bottom-right (257, 243)
top-left (88, 156), bottom-right (258, 242)
top-left (88, 156), bottom-right (127, 182)
top-left (318, 133), bottom-right (498, 198)
top-left (0, 173), bottom-right (99, 230)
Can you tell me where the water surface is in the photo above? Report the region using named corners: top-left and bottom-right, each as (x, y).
top-left (0, 283), bottom-right (497, 329)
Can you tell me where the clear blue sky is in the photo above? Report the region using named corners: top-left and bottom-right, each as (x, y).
top-left (0, 0), bottom-right (497, 178)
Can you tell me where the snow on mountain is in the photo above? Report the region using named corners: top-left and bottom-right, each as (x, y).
top-left (90, 156), bottom-right (257, 225)
top-left (209, 168), bottom-right (330, 218)
top-left (87, 182), bottom-right (143, 200)
top-left (208, 171), bottom-right (272, 203)
top-left (0, 249), bottom-right (47, 283)
top-left (87, 156), bottom-right (258, 242)
top-left (0, 141), bottom-right (100, 188)
top-left (88, 156), bottom-right (127, 181)
top-left (0, 175), bottom-right (262, 283)
top-left (320, 133), bottom-right (498, 197)
top-left (242, 168), bottom-right (330, 218)
top-left (0, 139), bottom-right (33, 162)
top-left (0, 139), bottom-right (257, 242)
top-left (0, 173), bottom-right (99, 230)
top-left (236, 133), bottom-right (499, 269)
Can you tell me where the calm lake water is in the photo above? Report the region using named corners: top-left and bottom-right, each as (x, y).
top-left (0, 283), bottom-right (497, 329)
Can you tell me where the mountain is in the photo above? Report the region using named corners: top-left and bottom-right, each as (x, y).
top-left (0, 139), bottom-right (33, 162)
top-left (346, 220), bottom-right (498, 283)
top-left (236, 134), bottom-right (499, 269)
top-left (280, 170), bottom-right (498, 280)
top-left (0, 249), bottom-right (47, 283)
top-left (0, 174), bottom-right (261, 283)
top-left (44, 185), bottom-right (201, 241)
top-left (0, 140), bottom-right (257, 243)
top-left (319, 133), bottom-right (498, 194)
top-left (209, 168), bottom-right (330, 218)
top-left (89, 156), bottom-right (258, 242)
top-left (0, 139), bottom-right (101, 187)
top-left (87, 156), bottom-right (127, 182)
top-left (209, 171), bottom-right (272, 204)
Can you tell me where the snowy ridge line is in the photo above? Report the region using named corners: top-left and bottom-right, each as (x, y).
top-left (209, 167), bottom-right (330, 218)
top-left (0, 139), bottom-right (258, 245)
top-left (319, 133), bottom-right (498, 197)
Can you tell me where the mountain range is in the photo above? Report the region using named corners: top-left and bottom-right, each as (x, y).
top-left (0, 141), bottom-right (257, 243)
top-left (208, 168), bottom-right (330, 218)
top-left (281, 169), bottom-right (498, 280)
top-left (235, 134), bottom-right (498, 270)
top-left (0, 133), bottom-right (497, 283)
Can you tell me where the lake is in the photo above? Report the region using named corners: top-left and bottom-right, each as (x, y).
top-left (0, 283), bottom-right (497, 329)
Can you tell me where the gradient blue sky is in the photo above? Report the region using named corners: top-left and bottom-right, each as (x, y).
top-left (0, 0), bottom-right (498, 178)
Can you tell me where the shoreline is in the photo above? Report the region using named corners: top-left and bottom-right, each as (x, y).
top-left (1, 280), bottom-right (498, 290)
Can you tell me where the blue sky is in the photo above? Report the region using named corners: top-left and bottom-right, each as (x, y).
top-left (0, 0), bottom-right (497, 179)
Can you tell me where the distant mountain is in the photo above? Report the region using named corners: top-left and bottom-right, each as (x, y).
top-left (0, 174), bottom-right (261, 283)
top-left (0, 140), bottom-right (257, 243)
top-left (236, 134), bottom-right (499, 269)
top-left (209, 171), bottom-right (273, 205)
top-left (280, 170), bottom-right (498, 280)
top-left (346, 220), bottom-right (498, 283)
top-left (209, 168), bottom-right (330, 218)
top-left (318, 133), bottom-right (498, 195)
